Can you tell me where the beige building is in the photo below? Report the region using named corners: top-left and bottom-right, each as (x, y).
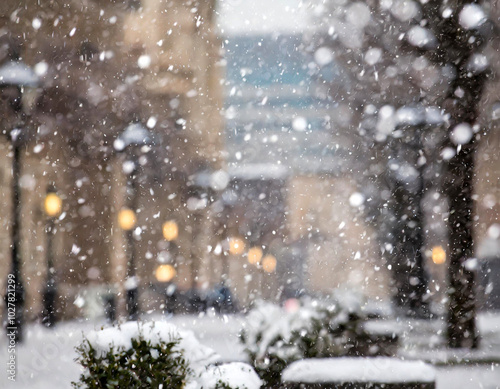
top-left (1, 0), bottom-right (498, 324)
top-left (286, 174), bottom-right (391, 301)
top-left (0, 0), bottom-right (225, 320)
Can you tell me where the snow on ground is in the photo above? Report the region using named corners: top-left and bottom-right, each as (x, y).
top-left (436, 365), bottom-right (500, 389)
top-left (0, 312), bottom-right (246, 388)
top-left (395, 313), bottom-right (500, 365)
top-left (190, 362), bottom-right (262, 389)
top-left (0, 312), bottom-right (500, 388)
top-left (164, 312), bottom-right (247, 362)
top-left (1, 320), bottom-right (91, 388)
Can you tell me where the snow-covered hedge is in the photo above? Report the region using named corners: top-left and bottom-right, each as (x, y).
top-left (281, 357), bottom-right (436, 385)
top-left (73, 321), bottom-right (261, 389)
top-left (240, 295), bottom-right (370, 386)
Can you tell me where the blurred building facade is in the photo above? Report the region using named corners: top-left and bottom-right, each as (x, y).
top-left (222, 31), bottom-right (500, 311)
top-left (223, 34), bottom-right (391, 305)
top-left (1, 1), bottom-right (499, 324)
top-left (0, 0), bottom-right (225, 321)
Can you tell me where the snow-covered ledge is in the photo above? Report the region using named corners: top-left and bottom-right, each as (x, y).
top-left (281, 357), bottom-right (436, 389)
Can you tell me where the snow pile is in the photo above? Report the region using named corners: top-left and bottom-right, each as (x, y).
top-left (282, 357), bottom-right (436, 384)
top-left (188, 362), bottom-right (262, 389)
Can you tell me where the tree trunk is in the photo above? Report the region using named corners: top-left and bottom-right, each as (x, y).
top-left (392, 177), bottom-right (430, 318)
top-left (446, 144), bottom-right (479, 348)
top-left (389, 131), bottom-right (430, 318)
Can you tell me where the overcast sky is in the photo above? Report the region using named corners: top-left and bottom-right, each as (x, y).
top-left (216, 0), bottom-right (310, 35)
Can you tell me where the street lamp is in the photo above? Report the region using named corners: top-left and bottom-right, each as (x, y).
top-left (431, 246), bottom-right (446, 265)
top-left (262, 254), bottom-right (277, 273)
top-left (0, 58), bottom-right (40, 342)
top-left (162, 220), bottom-right (178, 242)
top-left (117, 207), bottom-right (138, 320)
top-left (157, 220), bottom-right (179, 313)
top-left (229, 236), bottom-right (245, 255)
top-left (154, 264), bottom-right (177, 314)
top-left (218, 236), bottom-right (243, 284)
top-left (118, 208), bottom-right (137, 231)
top-left (247, 246), bottom-right (263, 266)
top-left (115, 122), bottom-right (154, 321)
top-left (155, 264), bottom-right (176, 283)
top-left (42, 188), bottom-right (62, 327)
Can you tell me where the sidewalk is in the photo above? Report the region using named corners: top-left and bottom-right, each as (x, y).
top-left (370, 312), bottom-right (500, 388)
top-left (0, 312), bottom-right (499, 388)
top-left (371, 312), bottom-right (500, 364)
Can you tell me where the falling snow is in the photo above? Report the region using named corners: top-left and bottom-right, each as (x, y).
top-left (0, 0), bottom-right (499, 387)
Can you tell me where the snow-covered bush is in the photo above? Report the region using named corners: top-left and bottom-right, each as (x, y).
top-left (73, 321), bottom-right (260, 389)
top-left (240, 294), bottom-right (370, 386)
top-left (188, 362), bottom-right (262, 389)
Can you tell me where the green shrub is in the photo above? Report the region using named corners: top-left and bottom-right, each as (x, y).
top-left (73, 321), bottom-right (261, 389)
top-left (73, 336), bottom-right (189, 388)
top-left (240, 296), bottom-right (370, 387)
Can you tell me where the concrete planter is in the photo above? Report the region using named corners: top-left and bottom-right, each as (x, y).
top-left (281, 358), bottom-right (436, 389)
top-left (282, 382), bottom-right (434, 389)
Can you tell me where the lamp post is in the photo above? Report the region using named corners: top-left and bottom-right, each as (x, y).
top-left (117, 207), bottom-right (139, 320)
top-left (162, 220), bottom-right (179, 242)
top-left (157, 220), bottom-right (178, 313)
top-left (0, 59), bottom-right (40, 342)
top-left (114, 122), bottom-right (154, 321)
top-left (161, 220), bottom-right (179, 282)
top-left (229, 236), bottom-right (245, 256)
top-left (42, 188), bottom-right (62, 327)
top-left (247, 246), bottom-right (263, 266)
top-left (155, 264), bottom-right (177, 283)
top-left (155, 264), bottom-right (177, 314)
top-left (262, 254), bottom-right (277, 274)
top-left (226, 236), bottom-right (245, 283)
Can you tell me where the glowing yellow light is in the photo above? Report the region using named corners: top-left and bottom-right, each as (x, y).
top-left (248, 246), bottom-right (263, 265)
top-left (262, 254), bottom-right (277, 273)
top-left (229, 237), bottom-right (245, 255)
top-left (155, 264), bottom-right (176, 282)
top-left (44, 192), bottom-right (62, 217)
top-left (162, 220), bottom-right (179, 241)
top-left (118, 208), bottom-right (136, 231)
top-left (432, 246), bottom-right (446, 265)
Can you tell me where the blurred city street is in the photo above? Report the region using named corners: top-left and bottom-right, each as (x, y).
top-left (1, 0), bottom-right (500, 387)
